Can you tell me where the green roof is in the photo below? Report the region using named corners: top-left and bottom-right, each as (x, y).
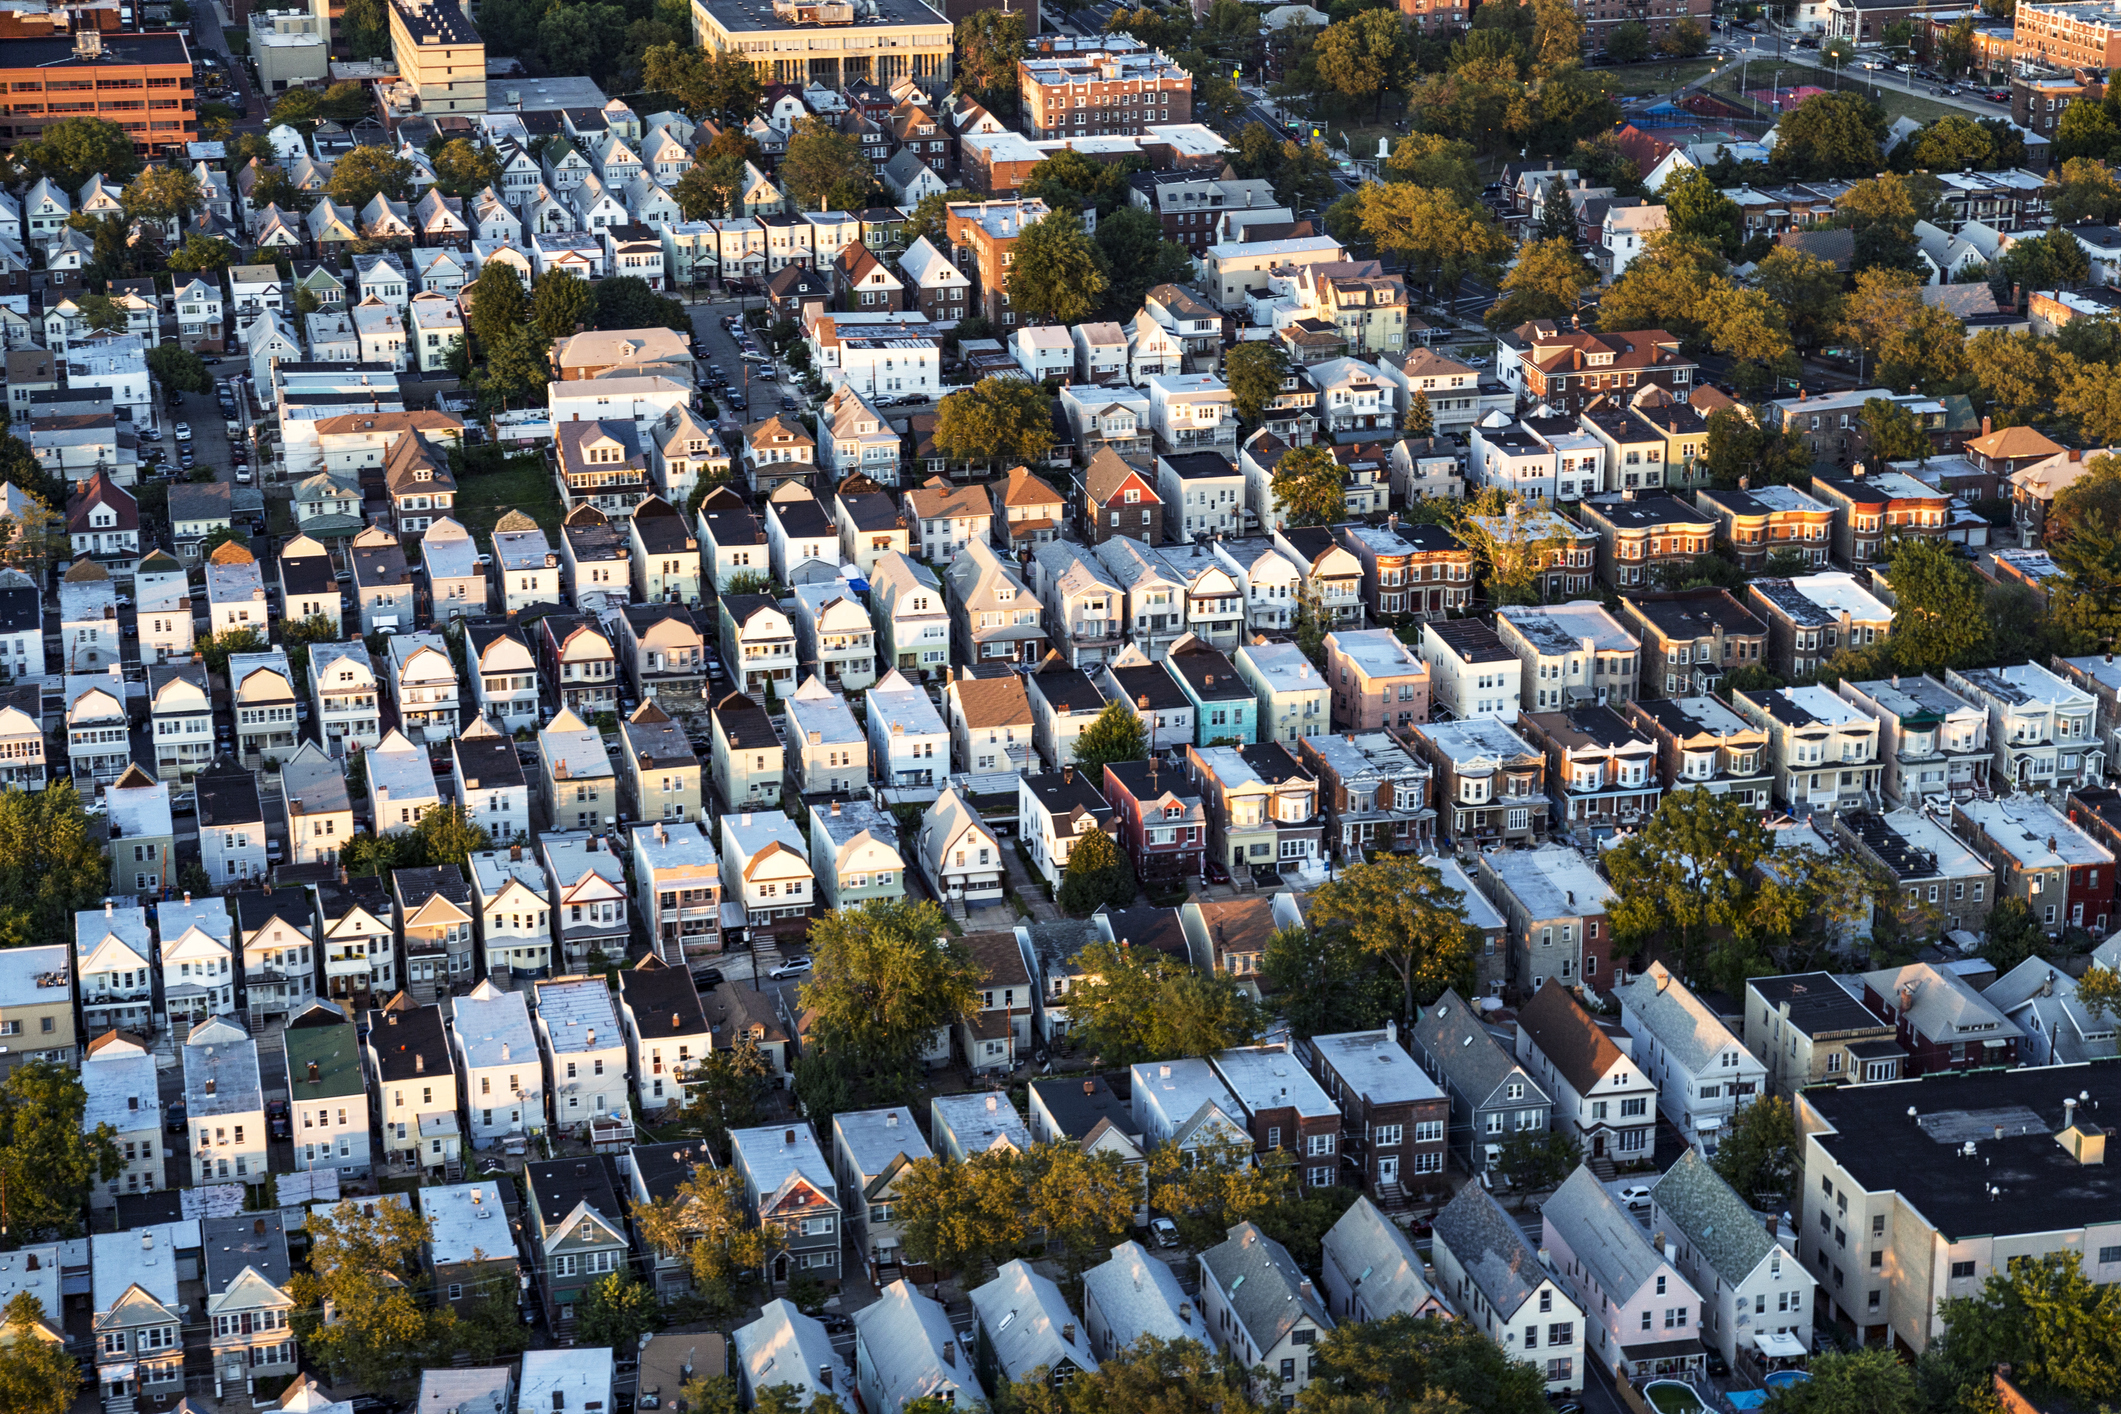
top-left (283, 1016), bottom-right (365, 1100)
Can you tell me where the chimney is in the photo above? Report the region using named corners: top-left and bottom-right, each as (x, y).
top-left (818, 1367), bottom-right (833, 1390)
top-left (2065, 1096), bottom-right (2077, 1129)
top-left (308, 1061), bottom-right (320, 1083)
top-left (511, 843), bottom-right (522, 862)
top-left (785, 1129), bottom-right (796, 1144)
top-left (416, 1053), bottom-right (424, 1073)
top-left (885, 1110), bottom-right (899, 1126)
top-left (1385, 1019), bottom-right (1396, 1043)
top-left (1062, 1323), bottom-right (1076, 1345)
top-left (1899, 982), bottom-right (1917, 1012)
top-left (942, 1341), bottom-right (956, 1368)
top-left (2072, 448), bottom-right (2083, 463)
top-left (105, 900), bottom-right (112, 918)
top-left (1983, 416), bottom-right (1992, 437)
top-left (1063, 764), bottom-right (1074, 784)
top-left (502, 1042), bottom-right (510, 1061)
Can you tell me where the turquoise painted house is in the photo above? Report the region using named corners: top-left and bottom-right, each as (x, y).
top-left (1164, 635), bottom-right (1256, 747)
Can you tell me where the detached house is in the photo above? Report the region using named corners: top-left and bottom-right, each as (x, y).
top-left (730, 1122), bottom-right (841, 1283)
top-left (1430, 1181), bottom-right (1586, 1393)
top-left (1541, 1166), bottom-right (1707, 1382)
top-left (1514, 979), bottom-right (1658, 1165)
top-left (1198, 1223), bottom-right (1333, 1402)
top-left (1615, 963), bottom-right (1768, 1156)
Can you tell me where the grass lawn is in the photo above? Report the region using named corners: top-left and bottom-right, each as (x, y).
top-left (456, 456), bottom-right (565, 540)
top-left (1703, 61), bottom-right (1962, 126)
top-left (1606, 58), bottom-right (1720, 98)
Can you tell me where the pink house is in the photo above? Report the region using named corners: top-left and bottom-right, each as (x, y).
top-left (1324, 628), bottom-right (1430, 731)
top-left (1540, 1166), bottom-right (1708, 1382)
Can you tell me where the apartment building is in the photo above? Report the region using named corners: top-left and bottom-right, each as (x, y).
top-left (1746, 573), bottom-right (1895, 681)
top-left (1619, 588), bottom-right (1769, 700)
top-left (1945, 662), bottom-right (2103, 795)
top-left (1495, 601), bottom-right (1641, 712)
top-left (1836, 676), bottom-right (1991, 806)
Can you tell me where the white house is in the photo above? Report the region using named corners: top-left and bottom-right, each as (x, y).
top-left (1615, 963), bottom-right (1769, 1156)
top-left (450, 980), bottom-right (545, 1148)
top-left (1649, 1149), bottom-right (1814, 1369)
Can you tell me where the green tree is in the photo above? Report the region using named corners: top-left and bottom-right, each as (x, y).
top-left (2077, 963), bottom-right (2121, 1021)
top-left (2000, 226), bottom-right (2092, 292)
top-left (476, 324), bottom-right (550, 411)
top-left (1980, 896), bottom-right (2051, 974)
top-left (123, 165), bottom-right (203, 224)
top-left (431, 139), bottom-right (502, 197)
top-left (902, 190), bottom-right (951, 248)
top-left (448, 1282), bottom-right (527, 1366)
top-left (1067, 940), bottom-right (1262, 1067)
top-left (957, 9), bottom-right (1028, 111)
top-left (791, 898), bottom-right (980, 1118)
top-left (340, 0), bottom-right (389, 58)
top-left (1315, 9), bottom-right (1412, 120)
top-left (530, 269), bottom-right (596, 342)
top-left (1603, 788), bottom-right (1772, 982)
top-left (1493, 1128), bottom-right (1582, 1200)
top-left (15, 117), bottom-right (141, 189)
top-left (592, 276), bottom-right (688, 334)
top-left (1770, 91), bottom-right (1887, 179)
top-left (146, 342), bottom-right (212, 396)
top-left (1486, 235), bottom-right (1596, 328)
top-left (1006, 209), bottom-right (1107, 327)
top-left (1770, 1349), bottom-right (1923, 1414)
top-left (1899, 114), bottom-right (2000, 172)
top-left (2053, 156), bottom-right (2121, 225)
top-left (1261, 924), bottom-right (1395, 1040)
top-left (1755, 246), bottom-right (1848, 353)
top-left (1071, 699), bottom-right (1149, 772)
top-left (1037, 1336), bottom-right (1261, 1414)
top-left (1057, 827), bottom-right (1137, 915)
top-left (1224, 340), bottom-right (1291, 428)
top-left (641, 43), bottom-right (763, 124)
top-left (166, 232), bottom-right (237, 274)
top-left (1145, 1137), bottom-right (1293, 1248)
top-left (575, 1272), bottom-right (658, 1349)
top-left (780, 116), bottom-right (873, 213)
top-left (0, 1293), bottom-right (79, 1414)
top-left (74, 295), bottom-right (126, 335)
top-left (1662, 167), bottom-right (1744, 258)
top-left (291, 1199), bottom-right (449, 1398)
top-left (1931, 1251), bottom-right (2121, 1408)
top-left (1271, 443), bottom-right (1347, 527)
top-left (0, 1060), bottom-right (120, 1238)
top-left (1881, 538), bottom-right (1990, 674)
top-left (1299, 1313), bottom-right (1547, 1414)
top-left (1860, 397), bottom-right (1933, 465)
top-left (1021, 1142), bottom-right (1142, 1279)
top-left (631, 1162), bottom-right (768, 1313)
top-left (0, 784), bottom-right (117, 946)
top-left (327, 145), bottom-right (415, 210)
top-left (407, 803), bottom-right (489, 870)
top-left (1356, 182), bottom-right (1510, 293)
top-left (934, 376), bottom-right (1053, 467)
top-left (2056, 99), bottom-right (2121, 163)
top-left (1605, 19), bottom-right (1650, 62)
top-left (675, 153), bottom-right (746, 221)
top-left (1700, 407), bottom-right (1813, 488)
top-left (893, 1148), bottom-right (1027, 1280)
top-left (1384, 132), bottom-right (1481, 202)
top-left (1711, 1094), bottom-right (1800, 1211)
top-left (465, 259), bottom-right (529, 354)
top-left (1404, 389), bottom-right (1434, 436)
top-left (675, 1036), bottom-right (772, 1160)
top-left (1307, 855), bottom-right (1476, 1024)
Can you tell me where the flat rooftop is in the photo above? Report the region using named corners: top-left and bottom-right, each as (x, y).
top-left (1805, 1063), bottom-right (2121, 1243)
top-left (694, 0), bottom-right (951, 32)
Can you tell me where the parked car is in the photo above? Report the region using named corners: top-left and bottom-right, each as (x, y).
top-left (690, 966), bottom-right (724, 989)
top-left (267, 1098), bottom-right (290, 1140)
top-left (166, 1100), bottom-right (188, 1133)
top-left (1149, 1217), bottom-right (1180, 1248)
top-left (1618, 1184), bottom-right (1652, 1207)
top-left (173, 422), bottom-right (193, 441)
top-left (768, 955), bottom-right (813, 980)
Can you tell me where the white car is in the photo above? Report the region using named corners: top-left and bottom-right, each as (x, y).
top-left (173, 422), bottom-right (192, 441)
top-left (1618, 1184), bottom-right (1653, 1207)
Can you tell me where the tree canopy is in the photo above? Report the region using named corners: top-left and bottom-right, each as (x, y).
top-left (934, 377), bottom-right (1054, 467)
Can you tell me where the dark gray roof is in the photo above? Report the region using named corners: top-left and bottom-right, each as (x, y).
top-left (1431, 1179), bottom-right (1547, 1317)
top-left (1649, 1149), bottom-right (1778, 1288)
top-left (1199, 1222), bottom-right (1328, 1349)
top-left (201, 1211), bottom-right (291, 1293)
top-left (1411, 988), bottom-right (1548, 1112)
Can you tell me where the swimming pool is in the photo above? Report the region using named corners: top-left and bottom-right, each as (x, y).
top-left (1763, 1372), bottom-right (1812, 1391)
top-left (1644, 1380), bottom-right (1710, 1414)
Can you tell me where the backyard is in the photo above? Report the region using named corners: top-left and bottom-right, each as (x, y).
top-left (452, 451), bottom-right (566, 541)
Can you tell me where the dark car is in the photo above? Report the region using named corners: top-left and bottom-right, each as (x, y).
top-left (1704, 1351), bottom-right (1731, 1378)
top-left (690, 966), bottom-right (724, 989)
top-left (1206, 858), bottom-right (1231, 885)
top-left (166, 1100), bottom-right (188, 1133)
top-left (267, 1098), bottom-right (291, 1140)
top-left (779, 396), bottom-right (797, 411)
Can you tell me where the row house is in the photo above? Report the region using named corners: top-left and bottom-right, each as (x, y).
top-left (1695, 482), bottom-right (1835, 573)
top-left (1810, 467), bottom-right (1952, 567)
top-left (1520, 706), bottom-right (1662, 837)
top-left (1480, 844), bottom-right (1616, 997)
top-left (1494, 323), bottom-right (1697, 416)
top-left (1619, 588), bottom-right (1769, 700)
top-left (1857, 961), bottom-right (2023, 1075)
top-left (1297, 730), bottom-right (1435, 860)
top-left (1410, 718), bottom-right (1549, 849)
top-left (1340, 521), bottom-right (1472, 623)
top-left (1746, 573), bottom-right (1896, 681)
top-left (1187, 742), bottom-right (1324, 882)
top-left (1627, 695), bottom-right (1774, 807)
top-left (1323, 628), bottom-right (1429, 731)
top-left (1954, 795), bottom-right (2113, 936)
top-left (1836, 676), bottom-right (1991, 806)
top-left (1305, 1028), bottom-right (1450, 1200)
top-left (1495, 601), bottom-right (1641, 713)
top-left (1576, 494), bottom-right (1718, 592)
top-left (1103, 757), bottom-right (1207, 888)
top-left (1732, 684), bottom-right (1884, 814)
top-left (1831, 808), bottom-right (1996, 938)
top-left (1945, 662), bottom-right (2103, 794)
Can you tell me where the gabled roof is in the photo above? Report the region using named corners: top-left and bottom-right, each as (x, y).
top-left (1516, 978), bottom-right (1631, 1093)
top-left (1544, 1165), bottom-right (1682, 1304)
top-left (1431, 1179), bottom-right (1553, 1319)
top-left (1649, 1148), bottom-right (1784, 1288)
top-left (1200, 1222), bottom-right (1330, 1349)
